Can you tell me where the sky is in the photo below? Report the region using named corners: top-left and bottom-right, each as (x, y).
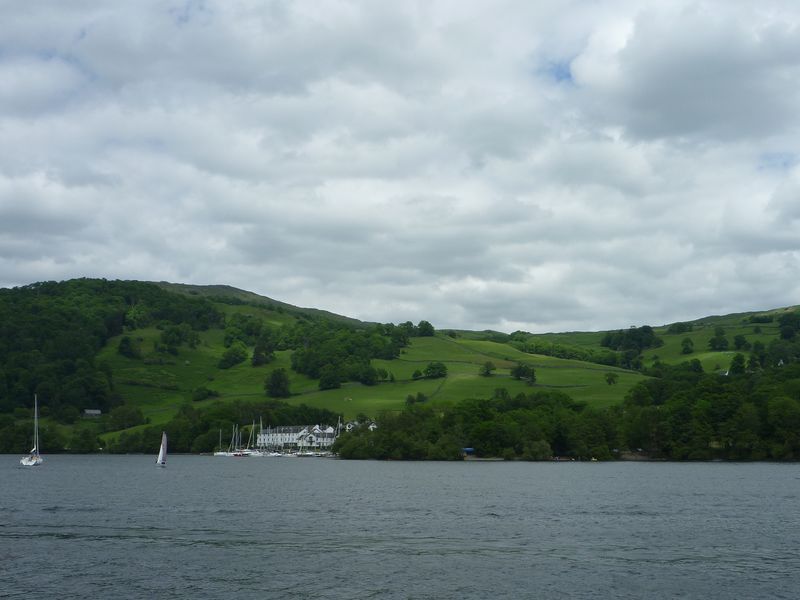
top-left (1, 0), bottom-right (799, 333)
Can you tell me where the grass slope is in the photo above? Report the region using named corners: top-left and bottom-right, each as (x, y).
top-left (100, 321), bottom-right (645, 433)
top-left (97, 293), bottom-right (794, 440)
top-left (525, 306), bottom-right (795, 373)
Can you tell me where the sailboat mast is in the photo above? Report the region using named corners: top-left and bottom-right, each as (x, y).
top-left (33, 394), bottom-right (39, 454)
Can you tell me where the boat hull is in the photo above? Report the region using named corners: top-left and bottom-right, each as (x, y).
top-left (20, 455), bottom-right (43, 467)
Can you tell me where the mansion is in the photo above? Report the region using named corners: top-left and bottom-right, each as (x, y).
top-left (257, 424), bottom-right (338, 451)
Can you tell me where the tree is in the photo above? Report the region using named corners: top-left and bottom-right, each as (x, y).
top-left (265, 368), bottom-right (291, 398)
top-left (108, 405), bottom-right (146, 430)
top-left (511, 363), bottom-right (536, 384)
top-left (318, 364), bottom-right (341, 390)
top-left (417, 320), bottom-right (435, 337)
top-left (605, 372), bottom-right (619, 385)
top-left (708, 334), bottom-right (729, 351)
top-left (681, 337), bottom-right (694, 354)
top-left (734, 335), bottom-right (750, 351)
top-left (423, 361), bottom-right (447, 379)
top-left (728, 353), bottom-right (746, 375)
top-left (480, 362), bottom-right (496, 377)
top-left (218, 341), bottom-right (248, 369)
top-left (117, 336), bottom-right (141, 359)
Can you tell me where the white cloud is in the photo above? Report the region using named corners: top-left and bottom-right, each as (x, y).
top-left (1, 0), bottom-right (799, 332)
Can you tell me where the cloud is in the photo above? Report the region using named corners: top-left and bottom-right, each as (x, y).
top-left (0, 0), bottom-right (799, 332)
top-left (571, 2), bottom-right (800, 141)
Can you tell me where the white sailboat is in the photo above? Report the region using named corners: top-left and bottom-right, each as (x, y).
top-left (20, 394), bottom-right (44, 467)
top-left (214, 425), bottom-right (235, 456)
top-left (156, 431), bottom-right (167, 467)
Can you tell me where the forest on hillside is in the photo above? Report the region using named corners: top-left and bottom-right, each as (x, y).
top-left (335, 358), bottom-right (800, 461)
top-left (2, 278), bottom-right (800, 460)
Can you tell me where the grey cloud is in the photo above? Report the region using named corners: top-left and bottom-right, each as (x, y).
top-left (572, 4), bottom-right (800, 142)
top-left (1, 1), bottom-right (800, 333)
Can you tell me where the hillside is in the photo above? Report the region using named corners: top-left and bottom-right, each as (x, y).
top-left (505, 306), bottom-right (796, 373)
top-left (154, 281), bottom-right (366, 326)
top-left (2, 278), bottom-right (799, 459)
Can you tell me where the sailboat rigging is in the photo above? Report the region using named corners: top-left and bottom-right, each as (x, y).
top-left (20, 395), bottom-right (44, 467)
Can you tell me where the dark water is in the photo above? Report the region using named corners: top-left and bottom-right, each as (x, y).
top-left (1, 456), bottom-right (799, 599)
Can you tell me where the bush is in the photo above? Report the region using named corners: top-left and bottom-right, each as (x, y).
top-left (218, 342), bottom-right (248, 369)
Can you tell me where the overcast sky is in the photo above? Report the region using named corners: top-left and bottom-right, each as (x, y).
top-left (1, 1), bottom-right (799, 333)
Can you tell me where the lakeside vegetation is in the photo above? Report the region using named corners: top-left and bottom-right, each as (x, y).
top-left (1, 278), bottom-right (799, 460)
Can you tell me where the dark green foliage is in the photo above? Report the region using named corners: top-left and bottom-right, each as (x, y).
top-left (734, 335), bottom-right (750, 351)
top-left (728, 354), bottom-right (746, 375)
top-left (622, 360), bottom-right (800, 460)
top-left (416, 320), bottom-right (435, 337)
top-left (396, 320), bottom-right (435, 338)
top-left (191, 387), bottom-right (220, 402)
top-left (288, 321), bottom-right (405, 387)
top-left (605, 372), bottom-right (619, 385)
top-left (708, 332), bottom-right (729, 351)
top-left (747, 314), bottom-right (774, 324)
top-left (0, 279), bottom-right (222, 420)
top-left (160, 323), bottom-right (199, 353)
top-left (600, 326), bottom-right (663, 353)
top-left (251, 327), bottom-right (278, 366)
top-left (117, 336), bottom-right (141, 359)
top-left (778, 311), bottom-right (800, 335)
top-left (510, 336), bottom-right (620, 367)
top-left (335, 390), bottom-right (607, 461)
top-left (405, 392), bottom-right (428, 405)
top-left (69, 428), bottom-right (100, 453)
top-left (510, 363), bottom-right (536, 384)
top-left (265, 368), bottom-right (291, 398)
top-left (681, 337), bottom-right (694, 354)
top-left (479, 361), bottom-right (496, 377)
top-left (667, 322), bottom-right (694, 334)
top-left (318, 364), bottom-right (342, 390)
top-left (251, 346), bottom-right (275, 366)
top-left (335, 354), bottom-right (800, 461)
top-left (218, 342), bottom-right (248, 369)
top-left (423, 361), bottom-right (447, 379)
top-left (108, 405), bottom-right (146, 429)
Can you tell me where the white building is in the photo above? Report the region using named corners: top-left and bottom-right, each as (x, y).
top-left (257, 424), bottom-right (339, 450)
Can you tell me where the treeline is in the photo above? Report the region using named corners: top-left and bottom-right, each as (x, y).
top-left (335, 353), bottom-right (800, 461)
top-left (333, 389), bottom-right (616, 460)
top-left (215, 315), bottom-right (434, 388)
top-left (282, 320), bottom-right (433, 389)
top-left (0, 279), bottom-right (223, 419)
top-left (508, 335), bottom-right (620, 367)
top-left (508, 326), bottom-right (659, 370)
top-left (600, 325), bottom-right (662, 353)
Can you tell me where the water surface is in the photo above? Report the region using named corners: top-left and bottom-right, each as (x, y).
top-left (2, 456), bottom-right (798, 599)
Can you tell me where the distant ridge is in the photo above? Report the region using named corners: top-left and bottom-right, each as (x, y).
top-left (153, 281), bottom-right (368, 326)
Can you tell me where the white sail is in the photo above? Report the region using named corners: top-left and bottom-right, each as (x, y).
top-left (156, 431), bottom-right (167, 466)
top-left (20, 395), bottom-right (43, 467)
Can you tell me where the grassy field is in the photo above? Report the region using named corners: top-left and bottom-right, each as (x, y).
top-left (99, 324), bottom-right (647, 430)
top-left (96, 298), bottom-right (795, 435)
top-left (522, 307), bottom-right (792, 374)
top-left (642, 314), bottom-right (784, 372)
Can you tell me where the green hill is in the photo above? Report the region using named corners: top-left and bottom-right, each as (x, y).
top-left (2, 278), bottom-right (798, 458)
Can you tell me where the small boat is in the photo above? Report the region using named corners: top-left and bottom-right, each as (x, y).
top-left (213, 428), bottom-right (232, 456)
top-left (156, 431), bottom-right (167, 467)
top-left (20, 395), bottom-right (44, 467)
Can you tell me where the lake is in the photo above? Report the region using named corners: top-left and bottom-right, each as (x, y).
top-left (2, 456), bottom-right (799, 599)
